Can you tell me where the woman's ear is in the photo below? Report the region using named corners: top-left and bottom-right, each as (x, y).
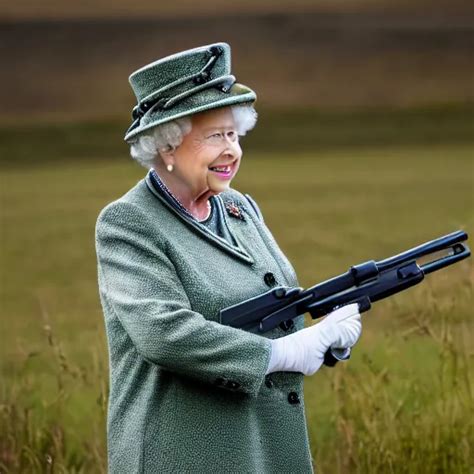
top-left (158, 145), bottom-right (175, 168)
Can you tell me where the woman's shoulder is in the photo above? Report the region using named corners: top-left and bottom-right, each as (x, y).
top-left (219, 186), bottom-right (248, 204)
top-left (96, 177), bottom-right (154, 232)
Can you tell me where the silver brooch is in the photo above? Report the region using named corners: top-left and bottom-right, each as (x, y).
top-left (225, 201), bottom-right (245, 221)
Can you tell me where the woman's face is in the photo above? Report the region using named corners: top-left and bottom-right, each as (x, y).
top-left (164, 107), bottom-right (242, 200)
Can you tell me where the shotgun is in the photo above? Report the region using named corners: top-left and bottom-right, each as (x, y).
top-left (219, 230), bottom-right (470, 334)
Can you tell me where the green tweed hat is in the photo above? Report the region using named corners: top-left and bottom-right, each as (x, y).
top-left (124, 42), bottom-right (256, 142)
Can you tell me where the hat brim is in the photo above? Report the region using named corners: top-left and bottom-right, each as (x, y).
top-left (124, 83), bottom-right (256, 142)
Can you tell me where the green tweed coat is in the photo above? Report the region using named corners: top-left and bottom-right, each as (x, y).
top-left (95, 172), bottom-right (314, 473)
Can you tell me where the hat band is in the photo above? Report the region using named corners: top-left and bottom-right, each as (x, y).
top-left (151, 75), bottom-right (236, 111)
top-left (128, 74), bottom-right (236, 135)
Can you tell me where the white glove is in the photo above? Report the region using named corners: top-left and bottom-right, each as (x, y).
top-left (265, 303), bottom-right (362, 376)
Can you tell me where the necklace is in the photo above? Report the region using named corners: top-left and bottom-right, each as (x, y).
top-left (150, 169), bottom-right (211, 221)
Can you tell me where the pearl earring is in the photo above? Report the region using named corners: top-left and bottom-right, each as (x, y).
top-left (167, 164), bottom-right (174, 172)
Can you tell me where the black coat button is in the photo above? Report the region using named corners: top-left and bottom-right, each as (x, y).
top-left (226, 380), bottom-right (241, 390)
top-left (265, 378), bottom-right (274, 388)
top-left (264, 272), bottom-right (277, 287)
top-left (288, 391), bottom-right (300, 405)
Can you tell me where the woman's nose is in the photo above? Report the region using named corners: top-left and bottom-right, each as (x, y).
top-left (224, 138), bottom-right (241, 156)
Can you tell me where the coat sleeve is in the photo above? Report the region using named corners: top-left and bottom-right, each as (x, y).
top-left (95, 200), bottom-right (272, 396)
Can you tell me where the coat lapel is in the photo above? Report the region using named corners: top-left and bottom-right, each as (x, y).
top-left (144, 174), bottom-right (254, 265)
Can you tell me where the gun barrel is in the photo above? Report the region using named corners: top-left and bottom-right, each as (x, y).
top-left (420, 242), bottom-right (471, 274)
top-left (376, 230), bottom-right (468, 271)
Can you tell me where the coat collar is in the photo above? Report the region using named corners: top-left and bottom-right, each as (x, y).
top-left (144, 172), bottom-right (255, 265)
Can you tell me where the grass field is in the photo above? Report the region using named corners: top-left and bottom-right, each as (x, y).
top-left (0, 112), bottom-right (473, 472)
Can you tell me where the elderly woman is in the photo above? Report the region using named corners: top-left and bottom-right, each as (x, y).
top-left (95, 42), bottom-right (362, 473)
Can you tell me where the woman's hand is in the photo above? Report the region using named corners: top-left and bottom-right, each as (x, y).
top-left (265, 303), bottom-right (362, 376)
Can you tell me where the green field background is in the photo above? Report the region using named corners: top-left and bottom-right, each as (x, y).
top-left (1, 0), bottom-right (474, 470)
top-left (1, 106), bottom-right (473, 472)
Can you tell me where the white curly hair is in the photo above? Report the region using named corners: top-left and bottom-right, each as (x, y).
top-left (127, 104), bottom-right (258, 169)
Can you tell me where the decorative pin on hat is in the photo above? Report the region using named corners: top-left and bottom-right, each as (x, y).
top-left (124, 42), bottom-right (256, 142)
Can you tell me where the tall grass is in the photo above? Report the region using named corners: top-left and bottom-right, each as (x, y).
top-left (0, 304), bottom-right (108, 473)
top-left (319, 284), bottom-right (473, 473)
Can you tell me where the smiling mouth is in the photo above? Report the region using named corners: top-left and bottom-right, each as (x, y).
top-left (208, 160), bottom-right (237, 178)
top-left (209, 160), bottom-right (235, 171)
